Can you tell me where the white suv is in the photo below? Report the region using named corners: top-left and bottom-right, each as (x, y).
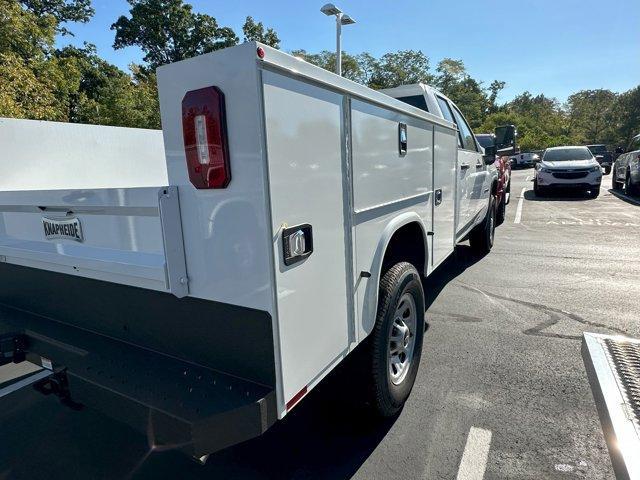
top-left (534, 146), bottom-right (602, 198)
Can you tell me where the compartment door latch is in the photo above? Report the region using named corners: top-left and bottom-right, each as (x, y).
top-left (282, 224), bottom-right (313, 266)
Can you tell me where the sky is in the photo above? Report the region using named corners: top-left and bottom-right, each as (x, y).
top-left (57, 0), bottom-right (640, 104)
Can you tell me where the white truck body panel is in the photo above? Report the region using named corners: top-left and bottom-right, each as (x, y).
top-left (0, 118), bottom-right (167, 191)
top-left (381, 84), bottom-right (493, 242)
top-left (0, 120), bottom-right (191, 296)
top-left (350, 99), bottom-right (433, 340)
top-left (262, 71), bottom-right (352, 403)
top-left (157, 46), bottom-right (276, 312)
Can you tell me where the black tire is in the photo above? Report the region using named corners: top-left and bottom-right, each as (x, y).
top-left (604, 166), bottom-right (611, 175)
top-left (625, 171), bottom-right (638, 196)
top-left (469, 195), bottom-right (496, 255)
top-left (533, 179), bottom-right (545, 197)
top-left (368, 262), bottom-right (425, 417)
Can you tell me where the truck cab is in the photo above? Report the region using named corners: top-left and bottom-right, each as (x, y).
top-left (382, 84), bottom-right (498, 241)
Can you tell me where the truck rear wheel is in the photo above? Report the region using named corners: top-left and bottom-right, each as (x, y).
top-left (368, 262), bottom-right (425, 417)
top-left (469, 195), bottom-right (496, 255)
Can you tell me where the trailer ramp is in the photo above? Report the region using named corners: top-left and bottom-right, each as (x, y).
top-left (582, 332), bottom-right (640, 480)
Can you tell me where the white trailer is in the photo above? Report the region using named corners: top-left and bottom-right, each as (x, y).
top-left (0, 42), bottom-right (516, 459)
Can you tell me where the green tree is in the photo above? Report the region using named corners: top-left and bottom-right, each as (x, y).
top-left (56, 44), bottom-right (160, 128)
top-left (369, 50), bottom-right (432, 89)
top-left (566, 89), bottom-right (618, 144)
top-left (0, 0), bottom-right (85, 120)
top-left (612, 86), bottom-right (640, 148)
top-left (111, 0), bottom-right (238, 70)
top-left (434, 58), bottom-right (501, 129)
top-left (20, 0), bottom-right (93, 35)
top-left (290, 49), bottom-right (363, 83)
top-left (242, 16), bottom-right (280, 48)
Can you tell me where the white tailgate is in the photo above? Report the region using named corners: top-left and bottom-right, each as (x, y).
top-left (0, 187), bottom-right (188, 297)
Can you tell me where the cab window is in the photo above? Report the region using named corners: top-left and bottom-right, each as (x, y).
top-left (451, 106), bottom-right (478, 152)
top-left (436, 96), bottom-right (462, 148)
top-left (397, 95), bottom-right (429, 112)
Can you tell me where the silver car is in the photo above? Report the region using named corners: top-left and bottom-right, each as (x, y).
top-left (612, 134), bottom-right (640, 195)
top-left (534, 146), bottom-right (602, 198)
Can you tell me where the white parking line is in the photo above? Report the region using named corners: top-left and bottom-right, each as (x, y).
top-left (514, 187), bottom-right (526, 224)
top-left (456, 427), bottom-right (493, 480)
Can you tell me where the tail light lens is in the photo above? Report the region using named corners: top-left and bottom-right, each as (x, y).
top-left (182, 86), bottom-right (231, 189)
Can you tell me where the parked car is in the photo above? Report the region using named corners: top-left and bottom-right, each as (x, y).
top-left (611, 134), bottom-right (640, 195)
top-left (534, 146), bottom-right (602, 198)
top-left (0, 42), bottom-right (518, 460)
top-left (531, 150), bottom-right (544, 166)
top-left (476, 133), bottom-right (512, 225)
top-left (586, 144), bottom-right (613, 174)
top-left (511, 152), bottom-right (539, 168)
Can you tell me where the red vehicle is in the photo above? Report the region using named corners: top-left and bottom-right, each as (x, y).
top-left (476, 133), bottom-right (512, 225)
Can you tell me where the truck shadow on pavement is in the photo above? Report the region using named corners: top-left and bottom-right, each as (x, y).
top-left (1, 364), bottom-right (397, 480)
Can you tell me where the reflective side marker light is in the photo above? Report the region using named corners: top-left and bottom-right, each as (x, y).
top-left (286, 386), bottom-right (308, 411)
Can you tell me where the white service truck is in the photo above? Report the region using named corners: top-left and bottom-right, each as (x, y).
top-left (0, 42), bottom-right (516, 460)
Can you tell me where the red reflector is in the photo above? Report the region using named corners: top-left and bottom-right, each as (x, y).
top-left (257, 46), bottom-right (265, 59)
top-left (182, 86), bottom-right (231, 189)
top-left (286, 386), bottom-right (308, 410)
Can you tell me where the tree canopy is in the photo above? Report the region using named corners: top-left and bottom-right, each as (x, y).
top-left (111, 0), bottom-right (238, 69)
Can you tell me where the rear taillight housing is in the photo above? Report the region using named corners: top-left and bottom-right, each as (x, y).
top-left (182, 86), bottom-right (231, 189)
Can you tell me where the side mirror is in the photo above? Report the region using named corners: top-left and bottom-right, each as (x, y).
top-left (615, 146), bottom-right (625, 154)
top-left (483, 144), bottom-right (496, 165)
top-left (494, 124), bottom-right (517, 156)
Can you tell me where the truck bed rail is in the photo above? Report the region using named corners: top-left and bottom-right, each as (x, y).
top-left (0, 186), bottom-right (188, 297)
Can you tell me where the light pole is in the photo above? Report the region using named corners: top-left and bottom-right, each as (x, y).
top-left (320, 3), bottom-right (356, 76)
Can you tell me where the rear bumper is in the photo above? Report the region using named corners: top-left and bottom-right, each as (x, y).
top-left (0, 304), bottom-right (277, 458)
top-left (539, 182), bottom-right (601, 190)
top-left (537, 170), bottom-right (602, 189)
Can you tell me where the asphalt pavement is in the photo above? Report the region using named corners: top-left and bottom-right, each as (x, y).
top-left (1, 168), bottom-right (638, 479)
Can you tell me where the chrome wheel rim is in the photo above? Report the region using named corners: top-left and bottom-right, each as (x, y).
top-left (388, 293), bottom-right (417, 385)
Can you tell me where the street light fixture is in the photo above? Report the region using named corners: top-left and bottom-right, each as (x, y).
top-left (320, 3), bottom-right (356, 76)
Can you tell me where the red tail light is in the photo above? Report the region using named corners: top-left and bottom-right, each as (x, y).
top-left (182, 86), bottom-right (231, 189)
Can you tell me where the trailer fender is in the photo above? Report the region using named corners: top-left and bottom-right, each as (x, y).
top-left (360, 211), bottom-right (428, 338)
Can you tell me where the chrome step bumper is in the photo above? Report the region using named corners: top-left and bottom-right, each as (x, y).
top-left (582, 332), bottom-right (640, 480)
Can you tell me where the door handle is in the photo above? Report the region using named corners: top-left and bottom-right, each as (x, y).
top-left (434, 188), bottom-right (443, 206)
top-left (475, 161), bottom-right (483, 168)
top-left (460, 163), bottom-right (470, 170)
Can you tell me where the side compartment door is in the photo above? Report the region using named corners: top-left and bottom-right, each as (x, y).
top-left (450, 105), bottom-right (488, 226)
top-left (436, 97), bottom-right (470, 230)
top-left (432, 124), bottom-right (458, 268)
top-left (262, 71), bottom-right (351, 411)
